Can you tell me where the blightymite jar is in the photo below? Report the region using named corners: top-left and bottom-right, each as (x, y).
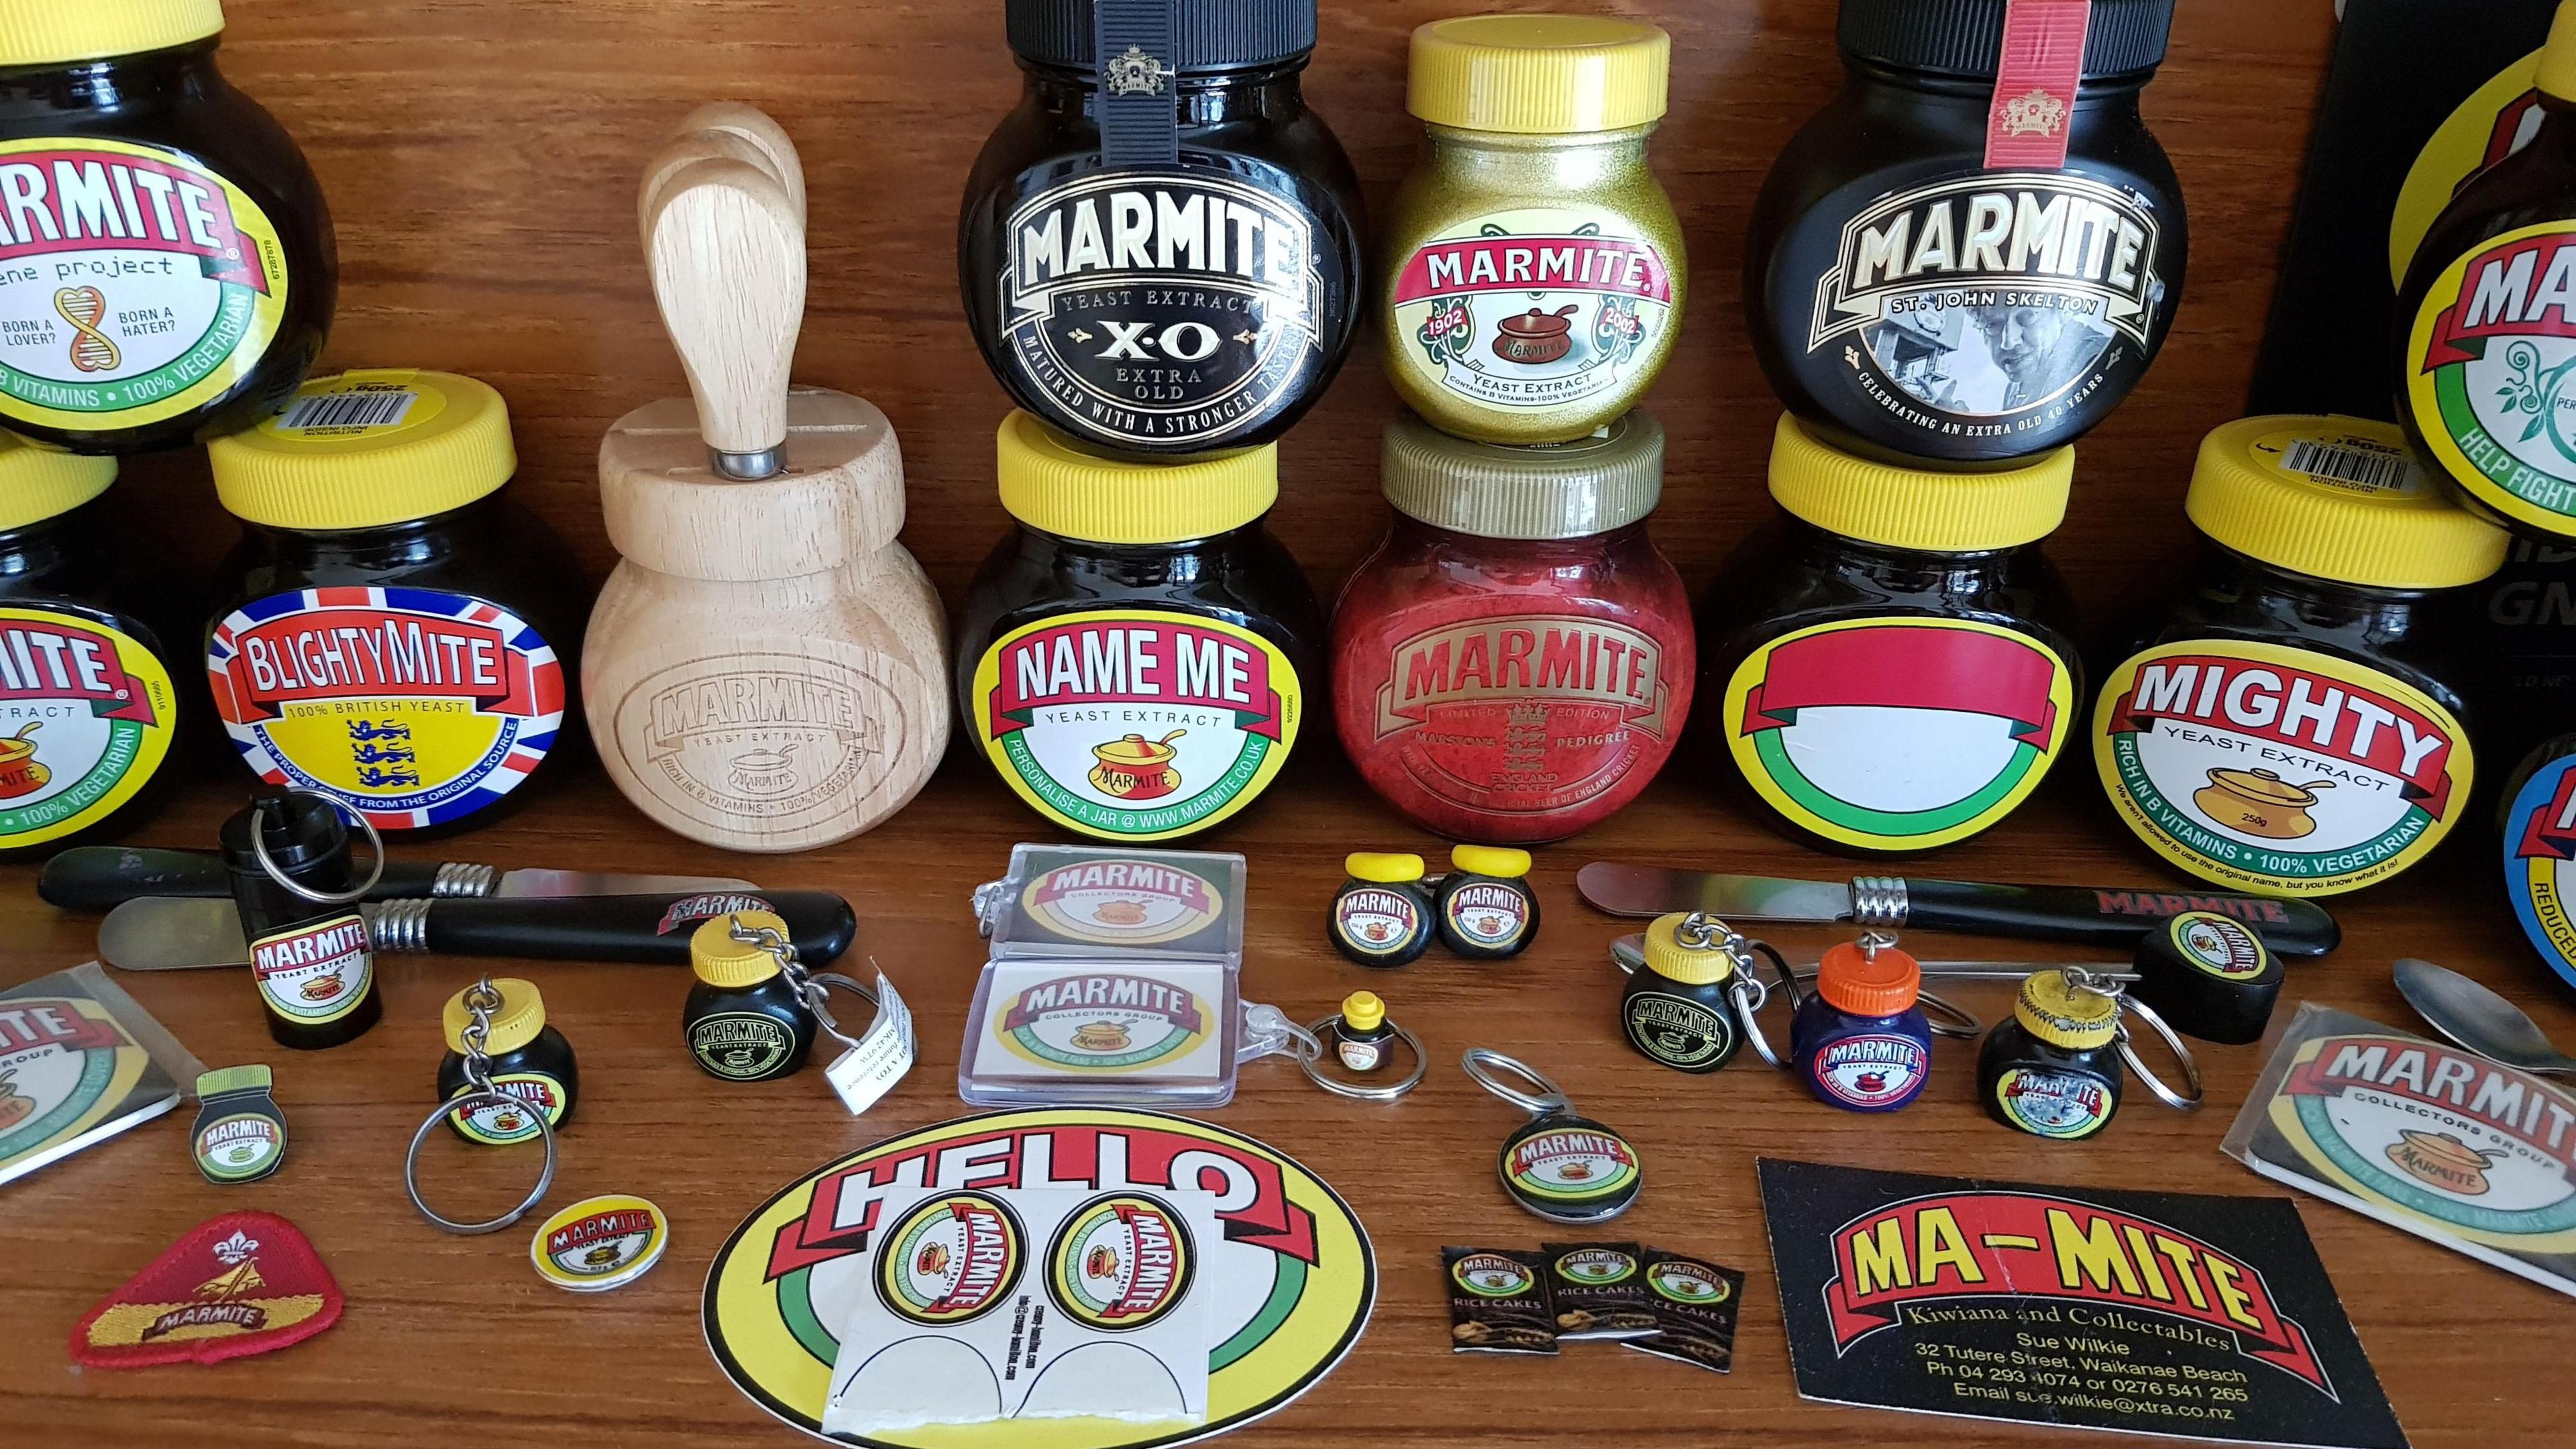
top-left (1381, 15), bottom-right (1683, 444)
top-left (1695, 415), bottom-right (2080, 855)
top-left (0, 0), bottom-right (335, 454)
top-left (2092, 415), bottom-right (2506, 896)
top-left (203, 371), bottom-right (587, 836)
top-left (0, 439), bottom-right (190, 854)
top-left (955, 411), bottom-right (1321, 842)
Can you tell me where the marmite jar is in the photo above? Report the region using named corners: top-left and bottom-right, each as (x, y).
top-left (957, 0), bottom-right (1363, 457)
top-left (1745, 0), bottom-right (2184, 464)
top-left (204, 371), bottom-right (587, 835)
top-left (0, 0), bottom-right (335, 453)
top-left (435, 977), bottom-right (578, 1146)
top-left (2093, 415), bottom-right (2507, 896)
top-left (955, 411), bottom-right (1322, 842)
top-left (1695, 416), bottom-right (2080, 855)
top-left (1381, 15), bottom-right (1682, 444)
top-left (684, 912), bottom-right (817, 1083)
top-left (0, 439), bottom-right (190, 853)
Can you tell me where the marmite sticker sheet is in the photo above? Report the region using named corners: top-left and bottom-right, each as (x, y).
top-left (819, 1185), bottom-right (1218, 1439)
top-left (966, 960), bottom-right (1228, 1085)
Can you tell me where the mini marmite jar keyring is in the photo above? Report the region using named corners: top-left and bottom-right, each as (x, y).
top-left (405, 975), bottom-right (557, 1236)
top-left (721, 916), bottom-right (915, 1117)
top-left (1298, 997), bottom-right (1428, 1103)
top-left (2078, 968), bottom-right (2205, 1112)
top-left (1461, 1049), bottom-right (1642, 1224)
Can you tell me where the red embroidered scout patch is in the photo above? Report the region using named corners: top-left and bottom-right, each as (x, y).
top-left (70, 1211), bottom-right (342, 1368)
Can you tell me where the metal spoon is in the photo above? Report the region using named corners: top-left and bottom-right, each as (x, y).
top-left (2392, 957), bottom-right (2576, 1076)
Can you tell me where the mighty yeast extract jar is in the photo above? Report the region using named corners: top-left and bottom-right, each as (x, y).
top-left (2092, 416), bottom-right (2508, 897)
top-left (1334, 411), bottom-right (1691, 843)
top-left (1745, 0), bottom-right (2183, 464)
top-left (0, 0), bottom-right (334, 453)
top-left (957, 0), bottom-right (1363, 457)
top-left (1693, 415), bottom-right (2080, 856)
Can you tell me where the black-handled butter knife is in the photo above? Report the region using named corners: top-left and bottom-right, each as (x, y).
top-left (1576, 863), bottom-right (2339, 959)
top-left (41, 845), bottom-right (754, 912)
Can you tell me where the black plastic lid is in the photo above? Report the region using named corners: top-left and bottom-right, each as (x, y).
top-left (1006, 0), bottom-right (1316, 74)
top-left (219, 792), bottom-right (348, 877)
top-left (1837, 0), bottom-right (2174, 80)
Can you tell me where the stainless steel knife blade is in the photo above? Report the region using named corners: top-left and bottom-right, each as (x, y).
top-left (492, 869), bottom-right (758, 899)
top-left (1576, 862), bottom-right (1853, 922)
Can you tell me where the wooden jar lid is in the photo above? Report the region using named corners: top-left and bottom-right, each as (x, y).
top-left (598, 387), bottom-right (904, 582)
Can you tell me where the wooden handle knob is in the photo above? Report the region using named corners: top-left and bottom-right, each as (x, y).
top-left (643, 158), bottom-right (804, 468)
top-left (639, 105), bottom-right (807, 236)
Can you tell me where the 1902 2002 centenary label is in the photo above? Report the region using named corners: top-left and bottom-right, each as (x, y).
top-left (0, 139), bottom-right (292, 432)
top-left (1391, 208), bottom-right (1676, 412)
top-left (2406, 221), bottom-right (2576, 535)
top-left (2094, 641), bottom-right (2469, 895)
top-left (972, 610), bottom-right (1299, 841)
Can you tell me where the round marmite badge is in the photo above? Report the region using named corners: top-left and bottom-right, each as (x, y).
top-left (530, 1194), bottom-right (669, 1293)
top-left (1464, 1047), bottom-right (1640, 1224)
top-left (2131, 909), bottom-right (2283, 1046)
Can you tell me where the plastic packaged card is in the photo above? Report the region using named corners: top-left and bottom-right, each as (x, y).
top-left (973, 843), bottom-right (1245, 963)
top-left (1, 962), bottom-right (204, 1187)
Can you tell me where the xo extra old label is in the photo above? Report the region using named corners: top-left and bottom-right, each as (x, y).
top-left (1393, 209), bottom-right (1675, 412)
top-left (1019, 855), bottom-right (1224, 948)
top-left (692, 1015), bottom-right (794, 1081)
top-left (249, 914), bottom-right (370, 1026)
top-left (1723, 619), bottom-right (2073, 850)
top-left (208, 588), bottom-right (566, 830)
top-left (0, 607), bottom-right (176, 847)
top-left (1049, 1191), bottom-right (1195, 1331)
top-left (444, 1073), bottom-right (566, 1145)
top-left (2094, 641), bottom-right (2469, 894)
top-left (1000, 172), bottom-right (1326, 450)
top-left (993, 971), bottom-right (1212, 1073)
top-left (1803, 173), bottom-right (2166, 440)
top-left (2507, 750), bottom-right (2576, 992)
top-left (0, 140), bottom-right (290, 433)
top-left (2407, 221), bottom-right (2576, 533)
top-left (1993, 1068), bottom-right (2116, 1140)
top-left (973, 610), bottom-right (1299, 841)
top-left (875, 1191), bottom-right (1025, 1326)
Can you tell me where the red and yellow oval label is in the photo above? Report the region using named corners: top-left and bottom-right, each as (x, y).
top-left (2405, 219), bottom-right (2576, 535)
top-left (0, 606), bottom-right (176, 847)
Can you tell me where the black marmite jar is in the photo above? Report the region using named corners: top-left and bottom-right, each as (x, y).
top-left (1978, 969), bottom-right (2124, 1140)
top-left (1694, 415), bottom-right (2082, 855)
top-left (222, 790), bottom-right (380, 1050)
top-left (958, 0), bottom-right (1364, 456)
top-left (1745, 0), bottom-right (2184, 464)
top-left (0, 0), bottom-right (335, 454)
top-left (0, 438), bottom-right (193, 853)
top-left (203, 371), bottom-right (587, 837)
top-left (1436, 845), bottom-right (1540, 959)
top-left (684, 912), bottom-right (818, 1083)
top-left (1621, 913), bottom-right (1743, 1074)
top-left (1328, 852), bottom-right (1434, 967)
top-left (435, 977), bottom-right (578, 1146)
top-left (955, 411), bottom-right (1322, 842)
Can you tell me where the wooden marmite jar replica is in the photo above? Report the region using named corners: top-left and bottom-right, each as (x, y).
top-left (588, 107), bottom-right (949, 852)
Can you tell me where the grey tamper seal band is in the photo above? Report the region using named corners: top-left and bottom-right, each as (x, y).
top-left (1381, 409), bottom-right (1665, 541)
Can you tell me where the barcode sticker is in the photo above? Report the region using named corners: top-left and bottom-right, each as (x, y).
top-left (2282, 439), bottom-right (2419, 494)
top-left (276, 389), bottom-right (419, 433)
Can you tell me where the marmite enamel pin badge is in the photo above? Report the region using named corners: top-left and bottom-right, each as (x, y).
top-left (192, 1065), bottom-right (286, 1185)
top-left (70, 1211), bottom-right (342, 1368)
top-left (529, 1194), bottom-right (669, 1293)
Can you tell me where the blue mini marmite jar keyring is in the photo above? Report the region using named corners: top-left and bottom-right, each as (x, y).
top-left (1462, 1049), bottom-right (1642, 1224)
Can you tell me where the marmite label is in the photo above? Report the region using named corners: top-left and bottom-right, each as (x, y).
top-left (1993, 1067), bottom-right (2116, 1140)
top-left (531, 1194), bottom-right (668, 1292)
top-left (1019, 855), bottom-right (1224, 947)
top-left (1336, 1035), bottom-right (1387, 1073)
top-left (875, 1191), bottom-right (1024, 1325)
top-left (1811, 1036), bottom-right (1929, 1109)
top-left (999, 170), bottom-right (1327, 449)
top-left (690, 1014), bottom-right (795, 1080)
top-left (2405, 220), bottom-right (2576, 533)
top-left (2506, 749), bottom-right (2576, 992)
top-left (2174, 912), bottom-right (2269, 979)
top-left (1046, 1191), bottom-right (1194, 1331)
top-left (972, 610), bottom-right (1299, 841)
top-left (1623, 991), bottom-right (1736, 1071)
top-left (1800, 172), bottom-right (2165, 437)
top-left (1443, 881), bottom-right (1533, 952)
top-left (1722, 618), bottom-right (2074, 850)
top-left (194, 1113), bottom-right (283, 1183)
top-left (0, 607), bottom-right (176, 847)
top-left (1503, 1122), bottom-right (1640, 1208)
top-left (0, 139), bottom-right (292, 433)
top-left (993, 971), bottom-right (1211, 1073)
top-left (0, 995), bottom-right (150, 1170)
top-left (207, 588), bottom-right (566, 830)
top-left (249, 914), bottom-right (371, 1026)
top-left (1391, 208), bottom-right (1675, 411)
top-left (1452, 1251), bottom-right (1538, 1297)
top-left (1333, 886), bottom-right (1423, 961)
top-left (444, 1072), bottom-right (566, 1145)
top-left (2094, 640), bottom-right (2471, 894)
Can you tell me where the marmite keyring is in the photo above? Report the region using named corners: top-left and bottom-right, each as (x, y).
top-left (406, 975), bottom-right (557, 1234)
top-left (1610, 931), bottom-right (1982, 1049)
top-left (250, 788), bottom-right (387, 906)
top-left (2085, 970), bottom-right (2204, 1112)
top-left (1300, 1010), bottom-right (1426, 1102)
top-left (1462, 1049), bottom-right (1643, 1224)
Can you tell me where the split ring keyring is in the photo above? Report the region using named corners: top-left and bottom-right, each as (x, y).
top-left (250, 788), bottom-right (387, 906)
top-left (2114, 994), bottom-right (2204, 1110)
top-left (403, 1089), bottom-right (557, 1234)
top-left (1300, 1013), bottom-right (1427, 1102)
top-left (1460, 1048), bottom-right (1570, 1117)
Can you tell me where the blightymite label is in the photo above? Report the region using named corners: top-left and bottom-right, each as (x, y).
top-left (2506, 751), bottom-right (2576, 993)
top-left (2406, 220), bottom-right (2576, 534)
top-left (207, 587), bottom-right (566, 830)
top-left (445, 1072), bottom-right (566, 1145)
top-left (972, 610), bottom-right (1299, 841)
top-left (0, 139), bottom-right (292, 432)
top-left (1994, 1067), bottom-right (2116, 1140)
top-left (1392, 208), bottom-right (1675, 412)
top-left (249, 914), bottom-right (371, 1025)
top-left (0, 607), bottom-right (177, 847)
top-left (2093, 640), bottom-right (2471, 895)
top-left (1722, 618), bottom-right (2073, 850)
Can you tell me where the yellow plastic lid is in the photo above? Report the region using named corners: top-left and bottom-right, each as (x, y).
top-left (1409, 14), bottom-right (1671, 134)
top-left (1768, 414), bottom-right (2072, 551)
top-left (2542, 0), bottom-right (2576, 102)
top-left (0, 0), bottom-right (221, 67)
top-left (1642, 913), bottom-right (1737, 986)
top-left (1345, 852), bottom-right (1427, 884)
top-left (209, 370), bottom-right (519, 531)
top-left (994, 411), bottom-right (1277, 545)
top-left (690, 912), bottom-right (790, 988)
top-left (1451, 844), bottom-right (1532, 878)
top-left (2013, 970), bottom-right (2120, 1051)
top-left (1342, 990), bottom-right (1387, 1031)
top-left (443, 977), bottom-right (547, 1057)
top-left (2184, 415), bottom-right (2507, 589)
top-left (0, 433), bottom-right (113, 533)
